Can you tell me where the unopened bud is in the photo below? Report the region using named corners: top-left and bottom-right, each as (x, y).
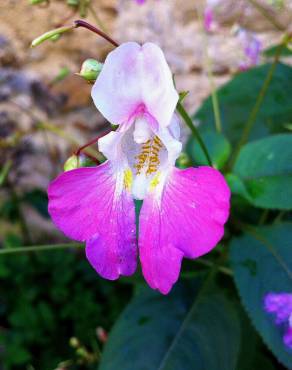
top-left (31, 25), bottom-right (75, 47)
top-left (69, 337), bottom-right (80, 348)
top-left (176, 152), bottom-right (191, 169)
top-left (67, 0), bottom-right (79, 5)
top-left (96, 326), bottom-right (108, 343)
top-left (64, 155), bottom-right (79, 171)
top-left (30, 0), bottom-right (47, 4)
top-left (77, 59), bottom-right (103, 82)
top-left (64, 154), bottom-right (97, 171)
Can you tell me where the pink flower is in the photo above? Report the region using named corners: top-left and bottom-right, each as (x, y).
top-left (264, 292), bottom-right (292, 349)
top-left (203, 0), bottom-right (222, 32)
top-left (48, 42), bottom-right (230, 294)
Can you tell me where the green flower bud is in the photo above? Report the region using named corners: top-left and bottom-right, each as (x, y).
top-left (31, 25), bottom-right (75, 47)
top-left (30, 0), bottom-right (47, 4)
top-left (67, 0), bottom-right (79, 6)
top-left (64, 154), bottom-right (97, 171)
top-left (64, 155), bottom-right (79, 171)
top-left (69, 337), bottom-right (80, 348)
top-left (176, 152), bottom-right (191, 169)
top-left (77, 59), bottom-right (103, 82)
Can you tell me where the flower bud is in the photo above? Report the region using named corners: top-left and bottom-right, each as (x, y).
top-left (30, 0), bottom-right (47, 4)
top-left (176, 152), bottom-right (191, 169)
top-left (96, 326), bottom-right (108, 343)
top-left (67, 0), bottom-right (79, 5)
top-left (31, 25), bottom-right (75, 47)
top-left (78, 59), bottom-right (103, 82)
top-left (64, 155), bottom-right (79, 171)
top-left (64, 154), bottom-right (96, 171)
top-left (69, 337), bottom-right (80, 348)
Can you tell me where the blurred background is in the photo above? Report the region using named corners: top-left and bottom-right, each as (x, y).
top-left (0, 1), bottom-right (291, 369)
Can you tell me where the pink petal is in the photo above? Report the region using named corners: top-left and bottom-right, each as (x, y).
top-left (48, 162), bottom-right (137, 279)
top-left (91, 42), bottom-right (178, 127)
top-left (139, 166), bottom-right (230, 294)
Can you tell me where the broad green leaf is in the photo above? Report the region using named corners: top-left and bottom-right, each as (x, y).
top-left (230, 223), bottom-right (292, 369)
top-left (264, 44), bottom-right (292, 58)
top-left (233, 134), bottom-right (292, 210)
top-left (195, 63), bottom-right (292, 145)
top-left (99, 280), bottom-right (240, 370)
top-left (186, 131), bottom-right (231, 169)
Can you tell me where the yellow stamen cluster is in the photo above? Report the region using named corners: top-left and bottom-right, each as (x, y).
top-left (134, 136), bottom-right (162, 175)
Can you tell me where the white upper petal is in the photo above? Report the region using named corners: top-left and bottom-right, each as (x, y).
top-left (91, 42), bottom-right (178, 127)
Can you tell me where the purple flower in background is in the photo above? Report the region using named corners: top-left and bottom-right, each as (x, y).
top-left (204, 7), bottom-right (214, 32)
top-left (135, 0), bottom-right (146, 4)
top-left (264, 292), bottom-right (292, 349)
top-left (48, 42), bottom-right (230, 294)
top-left (203, 0), bottom-right (221, 32)
top-left (237, 28), bottom-right (262, 70)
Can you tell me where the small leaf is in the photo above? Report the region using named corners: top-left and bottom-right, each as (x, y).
top-left (186, 131), bottom-right (231, 169)
top-left (233, 134), bottom-right (292, 209)
top-left (230, 223), bottom-right (292, 368)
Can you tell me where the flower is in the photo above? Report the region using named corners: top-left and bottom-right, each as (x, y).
top-left (204, 0), bottom-right (221, 32)
top-left (237, 28), bottom-right (262, 70)
top-left (48, 42), bottom-right (230, 294)
top-left (264, 292), bottom-right (292, 349)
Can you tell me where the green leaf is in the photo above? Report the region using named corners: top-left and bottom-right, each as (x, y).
top-left (186, 131), bottom-right (231, 169)
top-left (264, 44), bottom-right (292, 58)
top-left (233, 134), bottom-right (292, 209)
top-left (230, 223), bottom-right (292, 369)
top-left (99, 280), bottom-right (240, 370)
top-left (195, 63), bottom-right (292, 145)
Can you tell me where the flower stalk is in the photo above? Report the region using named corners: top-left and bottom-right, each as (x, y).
top-left (176, 102), bottom-right (213, 167)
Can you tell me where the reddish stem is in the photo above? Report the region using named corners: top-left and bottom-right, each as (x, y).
top-left (75, 132), bottom-right (106, 156)
top-left (74, 19), bottom-right (119, 47)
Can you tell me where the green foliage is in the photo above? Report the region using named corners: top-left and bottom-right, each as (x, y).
top-left (2, 11), bottom-right (292, 369)
top-left (195, 63), bottom-right (292, 145)
top-left (0, 249), bottom-right (132, 369)
top-left (264, 44), bottom-right (292, 57)
top-left (233, 134), bottom-right (292, 209)
top-left (99, 279), bottom-right (241, 370)
top-left (186, 131), bottom-right (231, 169)
top-left (230, 223), bottom-right (292, 369)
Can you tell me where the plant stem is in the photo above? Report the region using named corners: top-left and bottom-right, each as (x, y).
top-left (200, 14), bottom-right (222, 133)
top-left (88, 3), bottom-right (108, 33)
top-left (258, 209), bottom-right (269, 225)
top-left (247, 0), bottom-right (286, 31)
top-left (0, 243), bottom-right (83, 255)
top-left (74, 19), bottom-right (119, 47)
top-left (182, 258), bottom-right (233, 277)
top-left (177, 102), bottom-right (213, 167)
top-left (230, 41), bottom-right (285, 168)
top-left (274, 210), bottom-right (285, 224)
top-left (208, 67), bottom-right (222, 134)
